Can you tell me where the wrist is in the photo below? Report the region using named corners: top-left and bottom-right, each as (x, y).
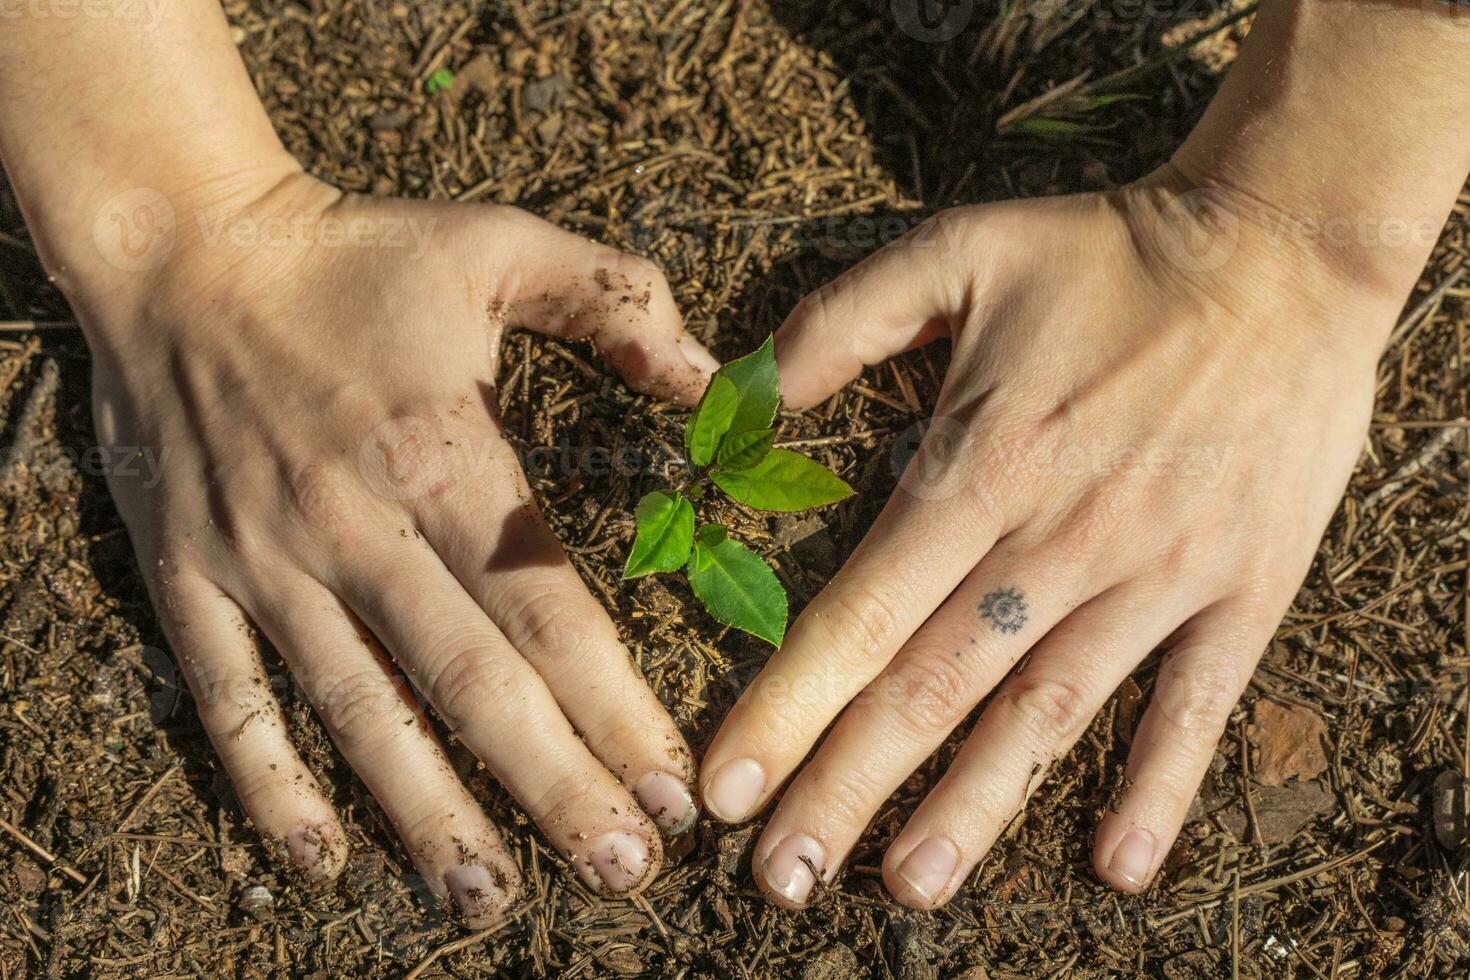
top-left (0, 0), bottom-right (309, 344)
top-left (1170, 0), bottom-right (1470, 313)
top-left (30, 149), bottom-right (305, 337)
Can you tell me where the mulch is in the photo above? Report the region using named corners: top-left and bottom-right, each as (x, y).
top-left (1, 1), bottom-right (1467, 975)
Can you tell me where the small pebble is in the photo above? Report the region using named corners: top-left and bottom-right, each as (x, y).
top-left (239, 884), bottom-right (275, 920)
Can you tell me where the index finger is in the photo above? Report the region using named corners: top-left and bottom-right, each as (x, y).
top-left (698, 422), bottom-right (1003, 823)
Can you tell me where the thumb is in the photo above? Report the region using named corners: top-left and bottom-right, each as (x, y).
top-left (495, 210), bottom-right (719, 407)
top-left (774, 213), bottom-right (970, 409)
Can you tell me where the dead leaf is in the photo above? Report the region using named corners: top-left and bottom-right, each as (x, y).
top-left (1249, 700), bottom-right (1329, 786)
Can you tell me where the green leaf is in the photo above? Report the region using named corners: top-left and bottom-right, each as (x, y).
top-left (425, 67), bottom-right (455, 95)
top-left (686, 525), bottom-right (787, 645)
top-left (712, 448), bottom-right (853, 513)
top-left (685, 375), bottom-right (739, 467)
top-left (716, 427), bottom-right (775, 471)
top-left (623, 491), bottom-right (694, 579)
top-left (718, 336), bottom-right (780, 438)
top-left (684, 336), bottom-right (782, 468)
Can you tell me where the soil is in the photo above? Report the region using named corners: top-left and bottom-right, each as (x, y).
top-left (2, 1), bottom-right (1469, 976)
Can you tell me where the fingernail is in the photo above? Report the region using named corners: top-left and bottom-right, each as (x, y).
top-left (895, 837), bottom-right (959, 904)
top-left (676, 333), bottom-right (721, 374)
top-left (1107, 828), bottom-right (1157, 888)
top-left (634, 771), bottom-right (697, 835)
top-left (286, 826), bottom-right (342, 881)
top-left (762, 834), bottom-right (825, 905)
top-left (704, 758), bottom-right (766, 822)
top-left (444, 864), bottom-right (509, 927)
top-left (585, 831), bottom-right (651, 893)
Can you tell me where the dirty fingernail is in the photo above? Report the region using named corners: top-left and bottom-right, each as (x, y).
top-left (286, 825), bottom-right (343, 881)
top-left (1107, 828), bottom-right (1156, 888)
top-left (895, 837), bottom-right (959, 904)
top-left (763, 834), bottom-right (825, 905)
top-left (444, 864), bottom-right (510, 927)
top-left (585, 831), bottom-right (651, 893)
top-left (704, 757), bottom-right (766, 822)
top-left (634, 771), bottom-right (697, 835)
top-left (677, 333), bottom-right (720, 373)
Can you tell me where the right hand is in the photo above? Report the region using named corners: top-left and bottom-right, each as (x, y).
top-left (85, 170), bottom-right (719, 926)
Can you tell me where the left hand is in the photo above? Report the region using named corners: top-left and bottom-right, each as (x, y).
top-left (697, 166), bottom-right (1408, 908)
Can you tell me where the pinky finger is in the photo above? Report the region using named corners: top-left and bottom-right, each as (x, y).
top-left (1092, 601), bottom-right (1270, 893)
top-left (159, 573), bottom-right (347, 880)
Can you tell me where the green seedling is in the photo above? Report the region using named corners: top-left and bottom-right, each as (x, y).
top-left (623, 337), bottom-right (852, 646)
top-left (425, 67), bottom-right (455, 95)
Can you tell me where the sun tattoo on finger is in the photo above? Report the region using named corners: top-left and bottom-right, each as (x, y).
top-left (980, 587), bottom-right (1028, 634)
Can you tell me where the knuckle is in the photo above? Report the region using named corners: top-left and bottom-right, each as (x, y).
top-left (528, 771), bottom-right (603, 836)
top-left (800, 766), bottom-right (883, 834)
top-left (885, 650), bottom-right (974, 737)
top-left (1003, 673), bottom-right (1091, 744)
top-left (316, 669), bottom-right (405, 745)
top-left (607, 250), bottom-right (671, 295)
top-left (227, 759), bottom-right (288, 807)
top-left (818, 580), bottom-right (906, 659)
top-left (399, 805), bottom-right (460, 856)
top-left (425, 643), bottom-right (517, 730)
top-left (791, 281), bottom-right (844, 331)
top-left (286, 462), bottom-right (361, 538)
top-left (502, 586), bottom-right (611, 665)
top-left (1154, 650), bottom-right (1240, 736)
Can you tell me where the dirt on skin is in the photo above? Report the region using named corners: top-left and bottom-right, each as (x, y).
top-left (1, 1), bottom-right (1469, 976)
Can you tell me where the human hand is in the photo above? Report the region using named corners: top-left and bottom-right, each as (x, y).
top-left (696, 167), bottom-right (1419, 908)
top-left (86, 171), bottom-right (719, 925)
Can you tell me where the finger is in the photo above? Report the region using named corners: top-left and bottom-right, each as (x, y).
top-left (244, 577), bottom-right (523, 927)
top-left (1092, 600), bottom-right (1267, 894)
top-left (700, 423), bottom-right (1002, 825)
top-left (882, 584), bottom-right (1195, 908)
top-left (330, 534), bottom-right (663, 896)
top-left (494, 209), bottom-right (718, 406)
top-left (416, 474), bottom-right (698, 836)
top-left (154, 571), bottom-right (346, 880)
top-left (773, 210), bottom-right (973, 409)
top-left (748, 543), bottom-right (1102, 907)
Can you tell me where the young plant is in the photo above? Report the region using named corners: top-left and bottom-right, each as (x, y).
top-left (425, 67), bottom-right (455, 95)
top-left (623, 337), bottom-right (852, 646)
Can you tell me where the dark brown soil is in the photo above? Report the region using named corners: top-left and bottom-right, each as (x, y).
top-left (2, 1), bottom-right (1468, 976)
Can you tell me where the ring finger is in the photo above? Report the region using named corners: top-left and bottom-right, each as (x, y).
top-left (881, 582), bottom-right (1196, 908)
top-left (749, 541), bottom-right (1102, 907)
top-left (242, 575), bottom-right (523, 926)
top-left (414, 447), bottom-right (698, 836)
top-left (330, 532), bottom-right (663, 896)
